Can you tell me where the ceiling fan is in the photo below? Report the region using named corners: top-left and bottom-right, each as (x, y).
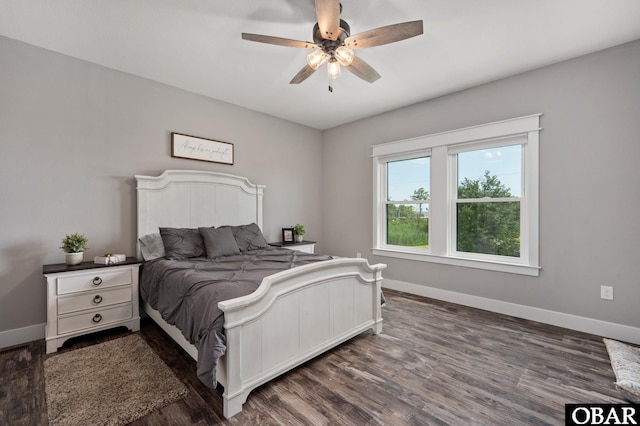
top-left (241, 0), bottom-right (423, 91)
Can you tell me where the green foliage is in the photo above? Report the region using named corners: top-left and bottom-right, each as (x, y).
top-left (456, 203), bottom-right (520, 256)
top-left (411, 187), bottom-right (429, 201)
top-left (457, 171), bottom-right (520, 257)
top-left (387, 204), bottom-right (417, 220)
top-left (387, 218), bottom-right (429, 247)
top-left (293, 224), bottom-right (305, 236)
top-left (60, 233), bottom-right (88, 253)
top-left (411, 187), bottom-right (429, 219)
top-left (387, 203), bottom-right (428, 247)
top-left (458, 171), bottom-right (512, 199)
top-left (385, 172), bottom-right (519, 256)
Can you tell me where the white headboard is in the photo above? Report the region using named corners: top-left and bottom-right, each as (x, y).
top-left (135, 170), bottom-right (266, 239)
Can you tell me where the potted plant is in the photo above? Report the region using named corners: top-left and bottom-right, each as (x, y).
top-left (294, 224), bottom-right (305, 243)
top-left (60, 233), bottom-right (88, 265)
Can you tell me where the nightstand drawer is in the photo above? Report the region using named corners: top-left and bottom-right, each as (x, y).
top-left (292, 244), bottom-right (315, 253)
top-left (58, 303), bottom-right (133, 334)
top-left (57, 286), bottom-right (132, 315)
top-left (57, 269), bottom-right (132, 295)
top-left (269, 241), bottom-right (316, 254)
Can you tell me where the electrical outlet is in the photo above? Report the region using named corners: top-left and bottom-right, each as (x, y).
top-left (600, 285), bottom-right (614, 300)
top-left (356, 252), bottom-right (362, 258)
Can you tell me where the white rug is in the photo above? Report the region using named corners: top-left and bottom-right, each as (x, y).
top-left (603, 338), bottom-right (640, 404)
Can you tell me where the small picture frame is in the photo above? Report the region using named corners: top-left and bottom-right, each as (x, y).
top-left (282, 228), bottom-right (295, 244)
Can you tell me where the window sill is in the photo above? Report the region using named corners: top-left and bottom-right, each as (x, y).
top-left (371, 248), bottom-right (540, 276)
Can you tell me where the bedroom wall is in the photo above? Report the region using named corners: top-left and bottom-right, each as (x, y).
top-left (322, 40), bottom-right (640, 335)
top-left (0, 36), bottom-right (324, 339)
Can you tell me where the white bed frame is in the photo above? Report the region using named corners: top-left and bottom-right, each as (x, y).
top-left (135, 170), bottom-right (386, 418)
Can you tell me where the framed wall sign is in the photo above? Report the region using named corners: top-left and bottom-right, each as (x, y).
top-left (282, 228), bottom-right (295, 244)
top-left (171, 132), bottom-right (234, 165)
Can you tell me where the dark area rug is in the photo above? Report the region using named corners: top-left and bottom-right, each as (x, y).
top-left (44, 333), bottom-right (188, 426)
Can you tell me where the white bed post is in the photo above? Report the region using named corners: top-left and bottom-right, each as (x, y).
top-left (375, 269), bottom-right (384, 334)
top-left (255, 187), bottom-right (264, 231)
top-left (221, 329), bottom-right (249, 418)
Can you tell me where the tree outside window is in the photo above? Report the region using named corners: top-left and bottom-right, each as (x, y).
top-left (456, 171), bottom-right (520, 257)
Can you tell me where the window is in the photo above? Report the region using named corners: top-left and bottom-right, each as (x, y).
top-left (372, 114), bottom-right (540, 276)
top-left (453, 141), bottom-right (522, 258)
top-left (385, 156), bottom-right (430, 249)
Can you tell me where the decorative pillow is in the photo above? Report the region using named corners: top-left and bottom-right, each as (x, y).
top-left (221, 223), bottom-right (269, 252)
top-left (603, 338), bottom-right (640, 403)
top-left (159, 227), bottom-right (206, 259)
top-left (199, 227), bottom-right (240, 258)
top-left (138, 233), bottom-right (165, 261)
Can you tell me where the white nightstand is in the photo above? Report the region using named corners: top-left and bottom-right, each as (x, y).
top-left (269, 240), bottom-right (316, 254)
top-left (43, 258), bottom-right (141, 354)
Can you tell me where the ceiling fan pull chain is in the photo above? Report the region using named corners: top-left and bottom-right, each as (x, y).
top-left (328, 75), bottom-right (333, 93)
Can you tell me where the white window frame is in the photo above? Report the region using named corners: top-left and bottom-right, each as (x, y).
top-left (372, 114), bottom-right (541, 276)
top-left (380, 151), bottom-right (432, 254)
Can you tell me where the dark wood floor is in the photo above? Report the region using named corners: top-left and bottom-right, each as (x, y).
top-left (1, 289), bottom-right (627, 425)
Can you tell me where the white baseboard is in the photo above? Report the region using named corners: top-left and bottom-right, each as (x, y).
top-left (383, 279), bottom-right (640, 345)
top-left (0, 323), bottom-right (45, 350)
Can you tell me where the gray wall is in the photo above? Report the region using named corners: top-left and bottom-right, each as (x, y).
top-left (322, 40), bottom-right (640, 329)
top-left (2, 33), bottom-right (639, 339)
top-left (0, 36), bottom-right (323, 333)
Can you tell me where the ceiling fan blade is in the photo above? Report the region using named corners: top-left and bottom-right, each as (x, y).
top-left (290, 64), bottom-right (318, 84)
top-left (345, 20), bottom-right (424, 49)
top-left (242, 33), bottom-right (316, 49)
top-left (345, 56), bottom-right (381, 83)
top-left (315, 0), bottom-right (340, 41)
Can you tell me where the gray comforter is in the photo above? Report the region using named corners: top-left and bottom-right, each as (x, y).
top-left (139, 247), bottom-right (333, 389)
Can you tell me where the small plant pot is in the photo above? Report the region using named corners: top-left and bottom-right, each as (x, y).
top-left (65, 252), bottom-right (84, 265)
top-left (295, 235), bottom-right (304, 243)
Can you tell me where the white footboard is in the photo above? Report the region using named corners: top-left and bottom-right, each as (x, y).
top-left (218, 258), bottom-right (386, 418)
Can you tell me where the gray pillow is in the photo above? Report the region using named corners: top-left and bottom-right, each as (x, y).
top-left (138, 233), bottom-right (165, 261)
top-left (199, 227), bottom-right (240, 258)
top-left (159, 227), bottom-right (206, 259)
top-left (220, 223), bottom-right (268, 252)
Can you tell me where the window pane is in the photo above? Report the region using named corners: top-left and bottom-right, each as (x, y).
top-left (387, 157), bottom-right (430, 201)
top-left (456, 202), bottom-right (520, 257)
top-left (457, 145), bottom-right (521, 198)
top-left (387, 204), bottom-right (429, 248)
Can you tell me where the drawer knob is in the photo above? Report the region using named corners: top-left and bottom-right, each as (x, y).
top-left (93, 295), bottom-right (103, 304)
top-left (92, 313), bottom-right (102, 323)
top-left (92, 277), bottom-right (103, 286)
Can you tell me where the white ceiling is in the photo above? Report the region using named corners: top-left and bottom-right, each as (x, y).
top-left (2, 0), bottom-right (640, 130)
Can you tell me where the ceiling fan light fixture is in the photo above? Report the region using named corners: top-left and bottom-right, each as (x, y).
top-left (327, 58), bottom-right (341, 79)
top-left (241, 2), bottom-right (423, 87)
top-left (307, 49), bottom-right (329, 70)
top-left (334, 46), bottom-right (354, 66)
